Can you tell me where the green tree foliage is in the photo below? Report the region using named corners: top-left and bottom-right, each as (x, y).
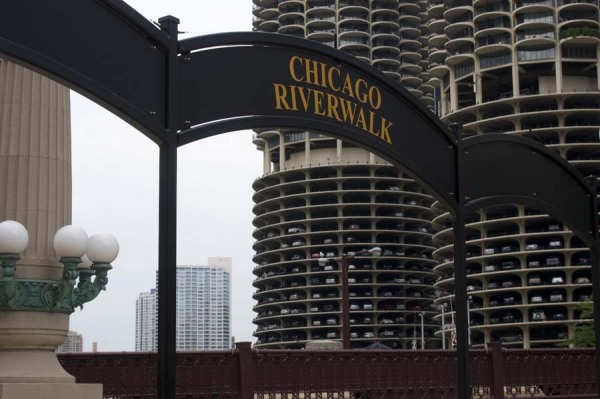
top-left (571, 299), bottom-right (595, 348)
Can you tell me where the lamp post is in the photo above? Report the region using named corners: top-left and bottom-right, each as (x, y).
top-left (319, 247), bottom-right (381, 349)
top-left (440, 304), bottom-right (446, 350)
top-left (419, 312), bottom-right (425, 349)
top-left (0, 220), bottom-right (118, 389)
top-left (467, 295), bottom-right (472, 346)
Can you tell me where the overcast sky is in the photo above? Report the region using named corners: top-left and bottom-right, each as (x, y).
top-left (69, 0), bottom-right (260, 351)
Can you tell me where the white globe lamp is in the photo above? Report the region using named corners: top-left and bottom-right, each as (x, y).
top-left (53, 225), bottom-right (88, 258)
top-left (0, 220), bottom-right (29, 254)
top-left (87, 233), bottom-right (119, 264)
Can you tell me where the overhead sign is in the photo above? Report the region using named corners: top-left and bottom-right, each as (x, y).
top-left (181, 48), bottom-right (394, 144)
top-left (178, 44), bottom-right (457, 204)
top-left (0, 4), bottom-right (598, 399)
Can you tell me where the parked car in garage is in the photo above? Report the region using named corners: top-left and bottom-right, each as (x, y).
top-left (531, 309), bottom-right (546, 321)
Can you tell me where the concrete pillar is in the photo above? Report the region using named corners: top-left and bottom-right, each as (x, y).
top-left (278, 133), bottom-right (285, 170)
top-left (0, 60), bottom-right (71, 281)
top-left (305, 132), bottom-right (310, 166)
top-left (556, 43), bottom-right (563, 94)
top-left (597, 43), bottom-right (600, 90)
top-left (0, 60), bottom-right (101, 398)
top-left (263, 140), bottom-right (271, 173)
top-left (449, 69), bottom-right (458, 113)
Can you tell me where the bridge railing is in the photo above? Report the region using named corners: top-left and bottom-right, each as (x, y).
top-left (58, 342), bottom-right (596, 399)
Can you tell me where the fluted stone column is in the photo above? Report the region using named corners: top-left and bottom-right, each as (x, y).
top-left (0, 60), bottom-right (101, 398)
top-left (0, 59), bottom-right (71, 280)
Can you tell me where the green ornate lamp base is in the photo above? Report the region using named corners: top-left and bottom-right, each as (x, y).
top-left (0, 255), bottom-right (111, 314)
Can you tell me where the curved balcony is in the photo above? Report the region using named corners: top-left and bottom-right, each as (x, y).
top-left (513, 0), bottom-right (554, 14)
top-left (259, 19), bottom-right (280, 32)
top-left (428, 2), bottom-right (446, 20)
top-left (446, 51), bottom-right (475, 66)
top-left (429, 33), bottom-right (448, 49)
top-left (514, 14), bottom-right (554, 31)
top-left (558, 0), bottom-right (599, 15)
top-left (339, 0), bottom-right (370, 12)
top-left (307, 0), bottom-right (335, 10)
top-left (429, 47), bottom-right (450, 64)
top-left (398, 13), bottom-right (422, 27)
top-left (428, 17), bottom-right (448, 34)
top-left (444, 5), bottom-right (474, 22)
top-left (252, 164), bottom-right (440, 349)
top-left (430, 63), bottom-right (450, 78)
top-left (373, 0), bottom-right (400, 8)
top-left (372, 48), bottom-right (401, 64)
top-left (372, 37), bottom-right (401, 49)
top-left (399, 1), bottom-right (421, 14)
top-left (257, 0), bottom-right (278, 7)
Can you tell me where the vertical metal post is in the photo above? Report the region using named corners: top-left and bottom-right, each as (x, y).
top-left (237, 342), bottom-right (254, 399)
top-left (467, 296), bottom-right (471, 346)
top-left (587, 177), bottom-right (600, 393)
top-left (451, 123), bottom-right (471, 399)
top-left (489, 341), bottom-right (505, 399)
top-left (441, 305), bottom-right (446, 350)
top-left (341, 255), bottom-right (350, 349)
top-left (158, 15), bottom-right (179, 399)
top-left (419, 312), bottom-right (425, 349)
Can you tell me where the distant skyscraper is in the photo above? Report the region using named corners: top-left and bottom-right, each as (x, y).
top-left (136, 288), bottom-right (158, 351)
top-left (57, 330), bottom-right (83, 353)
top-left (135, 258), bottom-right (232, 351)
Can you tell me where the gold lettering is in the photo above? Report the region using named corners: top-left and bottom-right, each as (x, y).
top-left (341, 74), bottom-right (354, 98)
top-left (273, 83), bottom-right (291, 110)
top-left (289, 56), bottom-right (303, 82)
top-left (277, 57), bottom-right (393, 146)
top-left (380, 117), bottom-right (393, 144)
top-left (355, 107), bottom-right (367, 131)
top-left (305, 59), bottom-right (319, 85)
top-left (355, 79), bottom-right (368, 104)
top-left (339, 98), bottom-right (357, 123)
top-left (369, 86), bottom-right (382, 110)
top-left (368, 110), bottom-right (378, 135)
top-left (313, 90), bottom-right (326, 115)
top-left (320, 62), bottom-right (327, 87)
top-left (326, 93), bottom-right (341, 120)
top-left (289, 85), bottom-right (299, 111)
top-left (327, 66), bottom-right (341, 92)
top-left (297, 86), bottom-right (312, 112)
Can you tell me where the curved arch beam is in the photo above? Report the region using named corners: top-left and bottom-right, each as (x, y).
top-left (465, 195), bottom-right (596, 249)
top-left (462, 134), bottom-right (595, 237)
top-left (177, 32), bottom-right (458, 210)
top-left (0, 0), bottom-right (171, 144)
top-left (178, 116), bottom-right (458, 210)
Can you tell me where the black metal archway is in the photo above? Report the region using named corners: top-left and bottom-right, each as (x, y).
top-left (0, 2), bottom-right (599, 399)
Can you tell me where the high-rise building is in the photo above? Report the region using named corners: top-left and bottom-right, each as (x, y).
top-left (135, 288), bottom-right (158, 351)
top-left (57, 330), bottom-right (83, 353)
top-left (427, 0), bottom-right (599, 348)
top-left (251, 0), bottom-right (440, 349)
top-left (135, 258), bottom-right (232, 351)
top-left (250, 0), bottom-right (599, 349)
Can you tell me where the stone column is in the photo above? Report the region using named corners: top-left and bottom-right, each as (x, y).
top-left (0, 60), bottom-right (101, 399)
top-left (0, 59), bottom-right (70, 280)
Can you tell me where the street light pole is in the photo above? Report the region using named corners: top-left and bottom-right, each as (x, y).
top-left (419, 312), bottom-right (425, 350)
top-left (320, 247), bottom-right (380, 350)
top-left (467, 296), bottom-right (472, 346)
top-left (440, 304), bottom-right (446, 350)
top-left (341, 254), bottom-right (351, 349)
